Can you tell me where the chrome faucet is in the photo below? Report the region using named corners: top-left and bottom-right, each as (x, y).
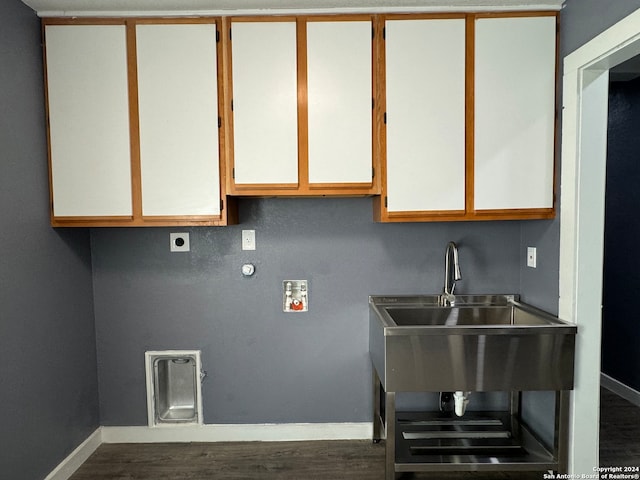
top-left (443, 241), bottom-right (462, 305)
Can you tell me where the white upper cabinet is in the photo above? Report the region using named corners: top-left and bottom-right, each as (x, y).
top-left (474, 15), bottom-right (556, 211)
top-left (45, 24), bottom-right (132, 217)
top-left (136, 23), bottom-right (221, 217)
top-left (384, 18), bottom-right (466, 214)
top-left (230, 21), bottom-right (299, 186)
top-left (227, 17), bottom-right (377, 195)
top-left (306, 20), bottom-right (372, 185)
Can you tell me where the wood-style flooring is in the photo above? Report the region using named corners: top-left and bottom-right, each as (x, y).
top-left (599, 387), bottom-right (640, 466)
top-left (69, 388), bottom-right (639, 480)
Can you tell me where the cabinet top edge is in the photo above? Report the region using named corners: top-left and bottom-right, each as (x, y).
top-left (35, 3), bottom-right (562, 19)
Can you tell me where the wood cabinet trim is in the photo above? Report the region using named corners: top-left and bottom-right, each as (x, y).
top-left (43, 12), bottom-right (558, 226)
top-left (383, 13), bottom-right (467, 21)
top-left (465, 14), bottom-right (475, 215)
top-left (297, 17), bottom-right (310, 191)
top-left (125, 20), bottom-right (143, 222)
top-left (472, 10), bottom-right (558, 19)
top-left (44, 18), bottom-right (235, 227)
top-left (226, 15), bottom-right (379, 196)
top-left (376, 11), bottom-right (558, 223)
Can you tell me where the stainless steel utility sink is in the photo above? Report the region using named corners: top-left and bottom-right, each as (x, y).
top-left (369, 294), bottom-right (576, 392)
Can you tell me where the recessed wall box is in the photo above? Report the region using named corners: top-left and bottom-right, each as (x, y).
top-left (283, 280), bottom-right (308, 312)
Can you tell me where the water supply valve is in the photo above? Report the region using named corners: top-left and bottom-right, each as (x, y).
top-left (283, 280), bottom-right (308, 312)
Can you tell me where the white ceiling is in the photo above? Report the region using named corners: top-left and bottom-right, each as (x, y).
top-left (21, 0), bottom-right (564, 17)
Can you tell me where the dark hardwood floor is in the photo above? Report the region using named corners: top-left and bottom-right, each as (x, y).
top-left (68, 440), bottom-right (543, 480)
top-left (600, 387), bottom-right (640, 466)
top-left (69, 388), bottom-right (639, 480)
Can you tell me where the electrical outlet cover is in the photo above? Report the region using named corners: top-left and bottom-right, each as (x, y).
top-left (242, 230), bottom-right (256, 251)
top-left (170, 232), bottom-right (190, 252)
top-left (527, 246), bottom-right (537, 268)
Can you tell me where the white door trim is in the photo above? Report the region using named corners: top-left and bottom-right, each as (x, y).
top-left (559, 6), bottom-right (640, 475)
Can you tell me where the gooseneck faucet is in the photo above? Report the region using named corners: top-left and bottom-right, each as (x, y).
top-left (443, 241), bottom-right (462, 305)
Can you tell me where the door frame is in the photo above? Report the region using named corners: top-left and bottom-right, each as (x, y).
top-left (559, 7), bottom-right (640, 474)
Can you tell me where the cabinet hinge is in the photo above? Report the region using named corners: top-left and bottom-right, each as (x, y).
top-left (229, 27), bottom-right (232, 41)
top-left (218, 117), bottom-right (222, 128)
top-left (372, 26), bottom-right (375, 40)
top-left (216, 29), bottom-right (220, 43)
top-left (231, 99), bottom-right (234, 112)
top-left (384, 112), bottom-right (387, 124)
top-left (232, 167), bottom-right (235, 179)
top-left (220, 198), bottom-right (224, 211)
top-left (372, 167), bottom-right (375, 179)
top-left (384, 196), bottom-right (388, 208)
top-left (383, 26), bottom-right (386, 40)
top-left (372, 98), bottom-right (375, 109)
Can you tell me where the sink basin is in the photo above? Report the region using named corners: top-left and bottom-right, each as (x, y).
top-left (387, 306), bottom-right (516, 327)
top-left (369, 295), bottom-right (576, 392)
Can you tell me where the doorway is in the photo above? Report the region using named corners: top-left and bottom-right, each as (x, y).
top-left (601, 64), bottom-right (640, 403)
top-left (559, 8), bottom-right (640, 475)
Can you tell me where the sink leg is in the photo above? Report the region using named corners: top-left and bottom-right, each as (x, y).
top-left (373, 369), bottom-right (383, 443)
top-left (555, 390), bottom-right (571, 474)
top-left (509, 390), bottom-right (521, 417)
top-left (385, 390), bottom-right (396, 480)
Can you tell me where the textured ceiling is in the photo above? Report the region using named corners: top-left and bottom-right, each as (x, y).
top-left (21, 0), bottom-right (564, 17)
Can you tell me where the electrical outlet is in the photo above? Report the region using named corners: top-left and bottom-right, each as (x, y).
top-left (170, 232), bottom-right (190, 252)
top-left (527, 247), bottom-right (537, 268)
top-left (242, 230), bottom-right (256, 251)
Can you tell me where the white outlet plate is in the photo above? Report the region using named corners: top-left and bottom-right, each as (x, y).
top-left (527, 246), bottom-right (537, 268)
top-left (170, 232), bottom-right (190, 252)
top-left (242, 230), bottom-right (256, 251)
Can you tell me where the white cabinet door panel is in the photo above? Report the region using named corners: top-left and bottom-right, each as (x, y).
top-left (385, 19), bottom-right (466, 213)
top-left (231, 22), bottom-right (298, 185)
top-left (136, 23), bottom-right (221, 216)
top-left (307, 21), bottom-right (372, 184)
top-left (474, 16), bottom-right (556, 210)
top-left (46, 25), bottom-right (132, 217)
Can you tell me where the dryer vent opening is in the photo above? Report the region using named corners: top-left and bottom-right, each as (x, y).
top-left (145, 350), bottom-right (203, 427)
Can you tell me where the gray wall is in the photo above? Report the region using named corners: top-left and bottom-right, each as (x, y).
top-left (519, 0), bottom-right (640, 316)
top-left (0, 1), bottom-right (99, 478)
top-left (92, 199), bottom-right (522, 425)
top-left (519, 0), bottom-right (640, 448)
top-left (560, 0), bottom-right (640, 56)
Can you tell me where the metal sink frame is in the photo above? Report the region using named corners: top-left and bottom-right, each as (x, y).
top-left (369, 294), bottom-right (577, 479)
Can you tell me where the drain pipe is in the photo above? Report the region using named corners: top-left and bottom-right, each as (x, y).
top-left (453, 391), bottom-right (471, 416)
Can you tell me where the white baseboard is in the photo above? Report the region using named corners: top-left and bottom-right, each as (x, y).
top-left (44, 428), bottom-right (102, 480)
top-left (101, 422), bottom-right (373, 444)
top-left (601, 372), bottom-right (640, 407)
top-left (47, 422), bottom-right (372, 479)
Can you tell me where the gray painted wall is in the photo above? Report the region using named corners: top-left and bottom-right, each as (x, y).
top-left (92, 199), bottom-right (523, 425)
top-left (0, 1), bottom-right (99, 478)
top-left (519, 0), bottom-right (640, 449)
top-left (560, 0), bottom-right (640, 56)
top-left (519, 0), bottom-right (640, 317)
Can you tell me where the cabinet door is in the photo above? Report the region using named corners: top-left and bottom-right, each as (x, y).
top-left (136, 23), bottom-right (221, 217)
top-left (230, 21), bottom-right (298, 186)
top-left (45, 24), bottom-right (132, 218)
top-left (307, 20), bottom-right (372, 186)
top-left (384, 18), bottom-right (466, 214)
top-left (474, 15), bottom-right (556, 211)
